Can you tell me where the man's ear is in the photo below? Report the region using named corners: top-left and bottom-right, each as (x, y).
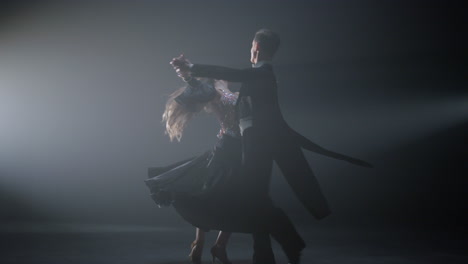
top-left (253, 41), bottom-right (260, 52)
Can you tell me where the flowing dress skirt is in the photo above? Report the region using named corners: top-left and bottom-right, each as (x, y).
top-left (145, 135), bottom-right (259, 232)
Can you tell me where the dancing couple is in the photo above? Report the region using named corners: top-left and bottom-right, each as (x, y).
top-left (145, 29), bottom-right (371, 264)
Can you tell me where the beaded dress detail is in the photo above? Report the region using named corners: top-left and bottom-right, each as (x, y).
top-left (211, 89), bottom-right (240, 139)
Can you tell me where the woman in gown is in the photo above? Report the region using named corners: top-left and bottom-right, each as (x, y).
top-left (145, 76), bottom-right (241, 264)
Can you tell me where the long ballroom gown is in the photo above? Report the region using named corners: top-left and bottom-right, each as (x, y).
top-left (145, 81), bottom-right (253, 232)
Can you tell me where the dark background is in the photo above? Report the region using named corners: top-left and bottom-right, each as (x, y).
top-left (0, 0), bottom-right (466, 233)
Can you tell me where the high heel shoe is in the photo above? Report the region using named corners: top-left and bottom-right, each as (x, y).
top-left (189, 240), bottom-right (204, 264)
top-left (210, 244), bottom-right (232, 264)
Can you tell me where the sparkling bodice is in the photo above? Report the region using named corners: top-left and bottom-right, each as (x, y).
top-left (211, 90), bottom-right (240, 139)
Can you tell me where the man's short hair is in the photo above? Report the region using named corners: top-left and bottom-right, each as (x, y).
top-left (254, 29), bottom-right (280, 57)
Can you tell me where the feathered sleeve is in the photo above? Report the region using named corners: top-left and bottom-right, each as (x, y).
top-left (174, 79), bottom-right (217, 111)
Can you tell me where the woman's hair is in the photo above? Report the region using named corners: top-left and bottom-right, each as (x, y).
top-left (162, 79), bottom-right (228, 142)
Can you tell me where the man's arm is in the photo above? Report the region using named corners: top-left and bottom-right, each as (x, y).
top-left (170, 55), bottom-right (266, 83)
top-left (190, 64), bottom-right (266, 83)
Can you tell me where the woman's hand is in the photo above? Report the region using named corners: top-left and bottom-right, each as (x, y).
top-left (170, 54), bottom-right (192, 77)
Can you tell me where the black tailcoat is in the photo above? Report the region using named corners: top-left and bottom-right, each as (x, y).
top-left (190, 63), bottom-right (343, 219)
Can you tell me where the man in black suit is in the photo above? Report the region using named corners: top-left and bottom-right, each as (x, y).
top-left (171, 29), bottom-right (370, 264)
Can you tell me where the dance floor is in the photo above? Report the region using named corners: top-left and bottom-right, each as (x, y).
top-left (0, 223), bottom-right (466, 264)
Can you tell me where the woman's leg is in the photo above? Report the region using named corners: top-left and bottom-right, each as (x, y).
top-left (189, 228), bottom-right (205, 263)
top-left (211, 231), bottom-right (232, 264)
top-left (195, 227), bottom-right (206, 244)
top-left (214, 231), bottom-right (231, 248)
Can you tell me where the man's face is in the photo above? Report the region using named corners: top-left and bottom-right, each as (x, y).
top-left (250, 40), bottom-right (258, 64)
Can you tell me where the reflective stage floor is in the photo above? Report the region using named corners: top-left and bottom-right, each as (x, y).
top-left (0, 223), bottom-right (466, 264)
